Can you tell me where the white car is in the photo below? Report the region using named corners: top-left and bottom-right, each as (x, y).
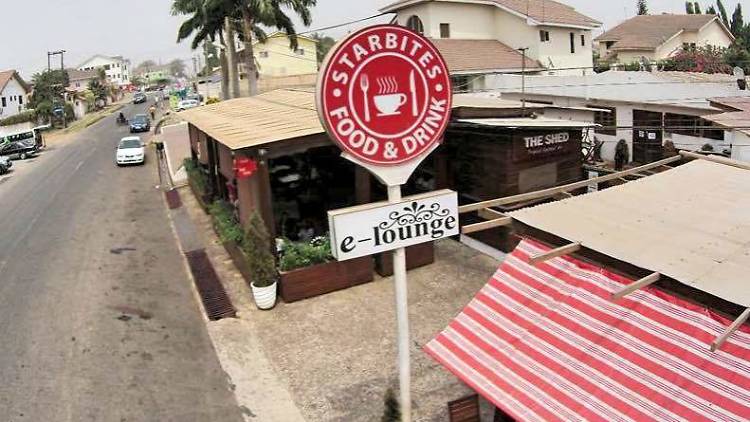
top-left (116, 136), bottom-right (145, 166)
top-left (177, 99), bottom-right (200, 111)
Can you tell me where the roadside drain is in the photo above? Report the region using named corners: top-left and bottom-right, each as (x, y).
top-left (110, 247), bottom-right (137, 255)
top-left (184, 249), bottom-right (237, 321)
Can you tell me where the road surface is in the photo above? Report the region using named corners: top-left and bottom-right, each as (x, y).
top-left (0, 102), bottom-right (243, 422)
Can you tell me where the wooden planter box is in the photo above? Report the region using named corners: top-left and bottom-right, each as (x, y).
top-left (222, 240), bottom-right (252, 283)
top-left (279, 257), bottom-right (374, 303)
top-left (375, 242), bottom-right (435, 277)
top-left (188, 177), bottom-right (211, 213)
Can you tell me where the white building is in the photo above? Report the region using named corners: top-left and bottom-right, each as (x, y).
top-left (596, 14), bottom-right (734, 65)
top-left (0, 70), bottom-right (30, 119)
top-left (77, 55), bottom-right (131, 87)
top-left (704, 97), bottom-right (750, 162)
top-left (491, 71), bottom-right (750, 163)
top-left (380, 0), bottom-right (602, 89)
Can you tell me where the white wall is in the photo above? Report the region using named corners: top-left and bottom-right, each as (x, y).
top-left (696, 20), bottom-right (733, 49)
top-left (0, 78), bottom-right (28, 118)
top-left (730, 131), bottom-right (750, 162)
top-left (78, 56), bottom-right (130, 86)
top-left (538, 26), bottom-right (594, 74)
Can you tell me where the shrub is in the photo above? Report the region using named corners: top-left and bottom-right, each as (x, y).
top-left (206, 97), bottom-right (221, 105)
top-left (278, 235), bottom-right (333, 272)
top-left (0, 110), bottom-right (36, 126)
top-left (243, 212), bottom-right (278, 287)
top-left (208, 200), bottom-right (244, 244)
top-left (184, 158), bottom-right (207, 193)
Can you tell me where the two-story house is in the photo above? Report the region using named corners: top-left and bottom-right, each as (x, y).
top-left (237, 32), bottom-right (319, 79)
top-left (0, 70), bottom-right (30, 119)
top-left (77, 54), bottom-right (131, 87)
top-left (596, 14), bottom-right (734, 65)
top-left (380, 0), bottom-right (602, 90)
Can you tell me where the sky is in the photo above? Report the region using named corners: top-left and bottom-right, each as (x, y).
top-left (2, 0), bottom-right (745, 79)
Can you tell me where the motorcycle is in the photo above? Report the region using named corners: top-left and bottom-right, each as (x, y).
top-left (116, 114), bottom-right (128, 126)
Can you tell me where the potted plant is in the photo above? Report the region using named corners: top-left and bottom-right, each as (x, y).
top-left (243, 212), bottom-right (278, 310)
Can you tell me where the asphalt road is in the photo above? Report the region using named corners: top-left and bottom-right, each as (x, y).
top-left (0, 102), bottom-right (243, 422)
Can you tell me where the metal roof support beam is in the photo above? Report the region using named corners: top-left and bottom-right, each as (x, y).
top-left (529, 242), bottom-right (582, 266)
top-left (711, 308), bottom-right (750, 352)
top-left (611, 272), bottom-right (661, 300)
top-left (680, 150), bottom-right (750, 171)
top-left (459, 155), bottom-right (682, 214)
top-left (462, 217), bottom-right (513, 234)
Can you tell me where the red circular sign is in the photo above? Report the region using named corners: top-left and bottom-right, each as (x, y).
top-left (317, 25), bottom-right (452, 166)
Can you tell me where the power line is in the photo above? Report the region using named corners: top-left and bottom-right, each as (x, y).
top-left (296, 13), bottom-right (388, 36)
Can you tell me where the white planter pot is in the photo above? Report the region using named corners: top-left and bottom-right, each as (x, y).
top-left (251, 281), bottom-right (277, 310)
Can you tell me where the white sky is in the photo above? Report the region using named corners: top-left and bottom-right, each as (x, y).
top-left (2, 0), bottom-right (744, 79)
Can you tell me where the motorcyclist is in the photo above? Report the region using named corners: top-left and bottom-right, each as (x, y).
top-left (117, 112), bottom-right (126, 124)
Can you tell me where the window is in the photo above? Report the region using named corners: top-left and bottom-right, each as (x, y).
top-left (18, 96), bottom-right (22, 105)
top-left (539, 30), bottom-right (550, 42)
top-left (259, 51), bottom-right (269, 58)
top-left (406, 15), bottom-right (424, 34)
top-left (570, 32), bottom-right (576, 53)
top-left (665, 113), bottom-right (724, 140)
top-left (589, 105), bottom-right (617, 135)
top-left (440, 23), bottom-right (450, 38)
top-left (450, 75), bottom-right (470, 93)
top-left (104, 64), bottom-right (111, 70)
top-left (581, 34), bottom-right (585, 47)
top-left (294, 48), bottom-right (305, 55)
top-left (1, 97), bottom-right (5, 107)
top-left (76, 82), bottom-right (80, 88)
top-left (605, 41), bottom-right (615, 49)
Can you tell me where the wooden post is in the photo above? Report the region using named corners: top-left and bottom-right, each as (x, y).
top-left (529, 243), bottom-right (582, 265)
top-left (355, 167), bottom-right (371, 205)
top-left (611, 272), bottom-right (660, 300)
top-left (462, 217), bottom-right (513, 234)
top-left (711, 308), bottom-right (750, 352)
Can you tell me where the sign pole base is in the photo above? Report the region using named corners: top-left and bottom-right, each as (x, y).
top-left (388, 184), bottom-right (411, 422)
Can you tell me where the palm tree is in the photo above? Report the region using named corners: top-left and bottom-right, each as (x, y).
top-left (173, 0), bottom-right (231, 98)
top-left (209, 0), bottom-right (316, 96)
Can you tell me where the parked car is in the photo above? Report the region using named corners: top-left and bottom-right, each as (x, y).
top-left (133, 92), bottom-right (147, 104)
top-left (0, 130), bottom-right (38, 160)
top-left (177, 99), bottom-right (200, 111)
top-left (129, 114), bottom-right (150, 133)
top-left (0, 156), bottom-right (12, 174)
top-left (115, 136), bottom-right (145, 166)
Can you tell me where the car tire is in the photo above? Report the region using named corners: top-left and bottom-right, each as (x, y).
top-left (19, 152), bottom-right (27, 160)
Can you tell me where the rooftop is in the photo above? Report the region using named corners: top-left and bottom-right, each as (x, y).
top-left (509, 158), bottom-right (750, 307)
top-left (595, 14), bottom-right (730, 51)
top-left (0, 69), bottom-right (29, 94)
top-left (704, 97), bottom-right (750, 135)
top-left (66, 68), bottom-right (99, 81)
top-left (380, 0), bottom-right (601, 28)
top-left (429, 39), bottom-right (543, 74)
top-left (494, 70), bottom-right (750, 110)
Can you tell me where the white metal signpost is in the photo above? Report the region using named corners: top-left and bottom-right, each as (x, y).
top-left (317, 24), bottom-right (453, 421)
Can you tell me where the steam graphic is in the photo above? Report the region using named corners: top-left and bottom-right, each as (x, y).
top-left (377, 76), bottom-right (399, 94)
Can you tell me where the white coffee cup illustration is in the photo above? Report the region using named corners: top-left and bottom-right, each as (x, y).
top-left (374, 93), bottom-right (408, 116)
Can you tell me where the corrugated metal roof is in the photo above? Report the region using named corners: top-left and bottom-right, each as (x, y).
top-left (178, 89), bottom-right (324, 151)
top-left (509, 159), bottom-right (750, 307)
top-left (458, 117), bottom-right (598, 128)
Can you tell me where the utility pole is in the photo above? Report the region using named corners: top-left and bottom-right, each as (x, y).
top-left (47, 50), bottom-right (67, 128)
top-left (518, 47), bottom-right (529, 115)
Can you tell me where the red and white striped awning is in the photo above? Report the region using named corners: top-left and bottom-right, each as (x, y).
top-left (425, 239), bottom-right (750, 422)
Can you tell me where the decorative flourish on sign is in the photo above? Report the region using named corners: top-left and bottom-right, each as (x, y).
top-left (379, 201), bottom-right (451, 230)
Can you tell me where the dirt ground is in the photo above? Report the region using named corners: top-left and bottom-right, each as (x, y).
top-left (181, 185), bottom-right (502, 421)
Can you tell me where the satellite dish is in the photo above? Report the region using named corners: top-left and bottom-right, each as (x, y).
top-left (734, 66), bottom-right (745, 79)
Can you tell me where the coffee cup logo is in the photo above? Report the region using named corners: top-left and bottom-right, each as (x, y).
top-left (374, 93), bottom-right (408, 116)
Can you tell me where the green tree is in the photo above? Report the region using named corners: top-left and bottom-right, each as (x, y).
top-left (637, 0), bottom-right (648, 15)
top-left (202, 41), bottom-right (221, 75)
top-left (686, 1), bottom-right (695, 14)
top-left (169, 58), bottom-right (187, 77)
top-left (29, 70), bottom-right (68, 123)
top-left (731, 4), bottom-right (744, 36)
top-left (88, 79), bottom-right (108, 104)
top-left (136, 60), bottom-right (157, 73)
top-left (707, 5), bottom-right (717, 15)
top-left (381, 388), bottom-right (401, 422)
top-left (311, 32), bottom-right (335, 63)
top-left (693, 2), bottom-right (701, 14)
top-left (717, 0), bottom-right (729, 26)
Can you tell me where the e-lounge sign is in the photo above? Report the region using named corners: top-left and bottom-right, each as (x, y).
top-left (328, 190), bottom-right (459, 261)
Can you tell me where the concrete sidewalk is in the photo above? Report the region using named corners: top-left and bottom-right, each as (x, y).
top-left (171, 185), bottom-right (306, 422)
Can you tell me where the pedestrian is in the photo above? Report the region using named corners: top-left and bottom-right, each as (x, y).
top-left (149, 104), bottom-right (156, 121)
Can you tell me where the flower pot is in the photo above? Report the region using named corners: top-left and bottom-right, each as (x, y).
top-left (251, 281), bottom-right (277, 310)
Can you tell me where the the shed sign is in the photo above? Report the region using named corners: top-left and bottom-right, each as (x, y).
top-left (514, 130), bottom-right (578, 162)
top-left (328, 190), bottom-right (459, 261)
top-left (316, 25), bottom-right (452, 167)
